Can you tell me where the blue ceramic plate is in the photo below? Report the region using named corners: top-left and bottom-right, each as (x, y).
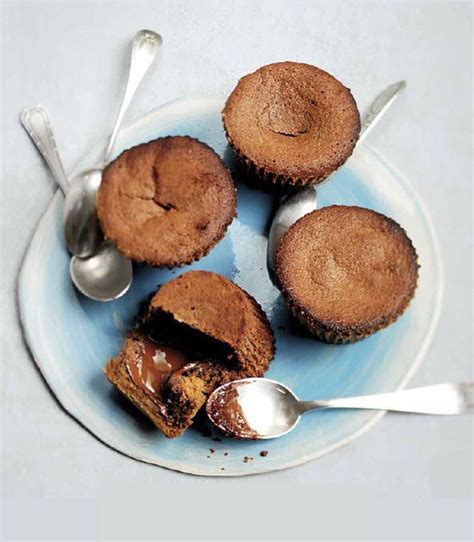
top-left (19, 97), bottom-right (443, 476)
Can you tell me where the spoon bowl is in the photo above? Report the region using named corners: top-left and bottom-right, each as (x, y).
top-left (266, 188), bottom-right (317, 278)
top-left (207, 378), bottom-right (302, 439)
top-left (63, 168), bottom-right (103, 257)
top-left (70, 242), bottom-right (133, 302)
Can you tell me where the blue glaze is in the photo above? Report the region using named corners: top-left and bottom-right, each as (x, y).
top-left (18, 98), bottom-right (442, 476)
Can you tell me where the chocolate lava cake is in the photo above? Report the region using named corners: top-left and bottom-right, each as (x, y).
top-left (223, 62), bottom-right (360, 189)
top-left (97, 136), bottom-right (237, 267)
top-left (104, 271), bottom-right (275, 437)
top-left (275, 206), bottom-right (419, 343)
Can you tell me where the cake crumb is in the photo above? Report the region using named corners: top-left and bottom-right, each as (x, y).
top-left (206, 455), bottom-right (210, 459)
top-left (224, 452), bottom-right (228, 456)
top-left (221, 467), bottom-right (225, 471)
top-left (260, 450), bottom-right (268, 457)
top-left (210, 448), bottom-right (215, 454)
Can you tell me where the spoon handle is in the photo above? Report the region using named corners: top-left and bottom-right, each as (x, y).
top-left (21, 106), bottom-right (69, 194)
top-left (299, 383), bottom-right (474, 415)
top-left (102, 29), bottom-right (162, 165)
top-left (358, 81), bottom-right (406, 143)
top-left (318, 80), bottom-right (406, 185)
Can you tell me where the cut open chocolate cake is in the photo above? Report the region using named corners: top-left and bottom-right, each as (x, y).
top-left (104, 271), bottom-right (275, 438)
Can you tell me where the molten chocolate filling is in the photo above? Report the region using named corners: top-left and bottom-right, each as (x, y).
top-left (206, 382), bottom-right (259, 439)
top-left (126, 337), bottom-right (189, 400)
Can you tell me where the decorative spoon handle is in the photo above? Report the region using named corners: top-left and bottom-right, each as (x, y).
top-left (21, 105), bottom-right (69, 194)
top-left (102, 29), bottom-right (162, 165)
top-left (299, 383), bottom-right (474, 415)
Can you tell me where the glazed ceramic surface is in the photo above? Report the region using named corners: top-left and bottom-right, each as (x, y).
top-left (18, 97), bottom-right (443, 476)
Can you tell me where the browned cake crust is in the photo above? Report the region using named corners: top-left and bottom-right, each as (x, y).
top-left (275, 206), bottom-right (419, 343)
top-left (97, 136), bottom-right (237, 267)
top-left (104, 271), bottom-right (275, 438)
top-left (223, 62), bottom-right (361, 189)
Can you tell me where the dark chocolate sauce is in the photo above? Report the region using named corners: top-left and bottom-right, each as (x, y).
top-left (206, 382), bottom-right (259, 439)
top-left (126, 337), bottom-right (189, 399)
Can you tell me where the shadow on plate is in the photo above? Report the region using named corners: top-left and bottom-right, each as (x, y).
top-left (107, 387), bottom-right (157, 435)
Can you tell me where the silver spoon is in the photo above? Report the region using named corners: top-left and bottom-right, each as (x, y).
top-left (21, 105), bottom-right (132, 301)
top-left (266, 81), bottom-right (407, 277)
top-left (64, 29), bottom-right (162, 258)
top-left (207, 378), bottom-right (474, 440)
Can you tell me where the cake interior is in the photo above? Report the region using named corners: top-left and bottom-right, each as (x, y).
top-left (105, 309), bottom-right (240, 438)
top-left (142, 310), bottom-right (236, 368)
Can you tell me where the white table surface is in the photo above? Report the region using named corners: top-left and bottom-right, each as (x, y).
top-left (1, 1), bottom-right (472, 541)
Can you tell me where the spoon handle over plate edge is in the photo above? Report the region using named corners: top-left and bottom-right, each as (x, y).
top-left (298, 383), bottom-right (474, 415)
top-left (102, 30), bottom-right (162, 165)
top-left (358, 80), bottom-right (406, 143)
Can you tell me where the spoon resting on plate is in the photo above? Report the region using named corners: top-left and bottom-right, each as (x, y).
top-left (266, 80), bottom-right (406, 278)
top-left (206, 378), bottom-right (474, 439)
top-left (21, 105), bottom-right (133, 301)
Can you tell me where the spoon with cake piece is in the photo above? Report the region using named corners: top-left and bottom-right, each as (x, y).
top-left (207, 378), bottom-right (474, 440)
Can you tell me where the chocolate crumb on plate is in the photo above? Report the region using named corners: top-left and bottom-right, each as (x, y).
top-left (260, 450), bottom-right (268, 457)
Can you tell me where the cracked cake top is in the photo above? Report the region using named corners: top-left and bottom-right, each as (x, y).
top-left (96, 136), bottom-right (237, 267)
